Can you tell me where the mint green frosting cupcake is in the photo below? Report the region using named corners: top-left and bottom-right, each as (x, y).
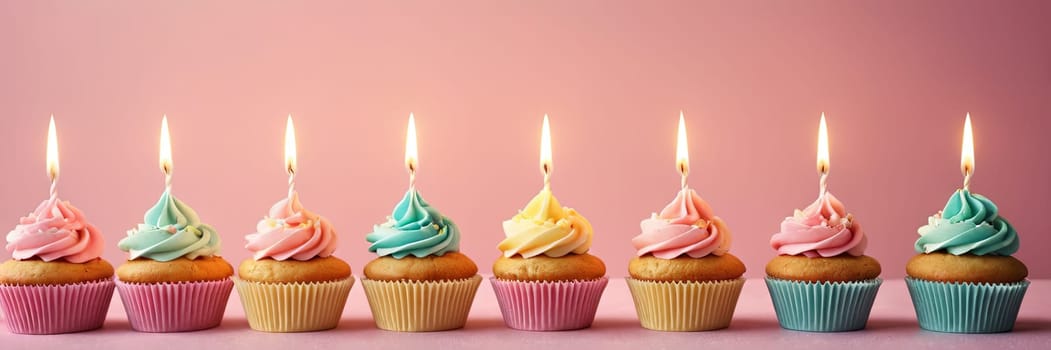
top-left (908, 189), bottom-right (1029, 333)
top-left (119, 191), bottom-right (221, 261)
top-left (914, 189), bottom-right (1018, 256)
top-left (366, 189), bottom-right (460, 259)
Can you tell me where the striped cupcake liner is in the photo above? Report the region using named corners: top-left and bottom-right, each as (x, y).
top-left (361, 275), bottom-right (482, 332)
top-left (626, 278), bottom-right (745, 331)
top-left (234, 277), bottom-right (354, 333)
top-left (490, 277), bottom-right (608, 331)
top-left (115, 278), bottom-right (234, 333)
top-left (765, 277), bottom-right (881, 332)
top-left (905, 277), bottom-right (1029, 333)
top-left (0, 279), bottom-right (116, 334)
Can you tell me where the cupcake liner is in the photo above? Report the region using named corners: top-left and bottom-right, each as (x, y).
top-left (361, 275), bottom-right (482, 332)
top-left (115, 278), bottom-right (234, 333)
top-left (765, 277), bottom-right (881, 332)
top-left (0, 279), bottom-right (116, 334)
top-left (906, 277), bottom-right (1029, 333)
top-left (490, 277), bottom-right (608, 331)
top-left (233, 277), bottom-right (354, 333)
top-left (626, 278), bottom-right (745, 331)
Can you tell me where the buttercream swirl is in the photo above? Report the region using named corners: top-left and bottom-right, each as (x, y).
top-left (366, 189), bottom-right (460, 258)
top-left (499, 188), bottom-right (593, 258)
top-left (914, 189), bottom-right (1019, 256)
top-left (5, 195), bottom-right (104, 263)
top-left (246, 192), bottom-right (337, 261)
top-left (770, 192), bottom-right (867, 257)
top-left (632, 187), bottom-right (731, 259)
top-left (118, 191), bottom-right (221, 261)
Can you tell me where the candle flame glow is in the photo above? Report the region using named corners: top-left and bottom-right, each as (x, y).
top-left (406, 113), bottom-right (418, 174)
top-left (676, 111), bottom-right (689, 179)
top-left (540, 114), bottom-right (553, 178)
top-left (817, 113), bottom-right (829, 174)
top-left (160, 115), bottom-right (173, 175)
top-left (46, 115), bottom-right (59, 182)
top-left (285, 115), bottom-right (297, 175)
top-left (962, 113), bottom-right (974, 187)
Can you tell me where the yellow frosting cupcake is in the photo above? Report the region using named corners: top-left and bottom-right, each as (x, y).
top-left (491, 187), bottom-right (608, 331)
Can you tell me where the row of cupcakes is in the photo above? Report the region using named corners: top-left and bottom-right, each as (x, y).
top-left (0, 114), bottom-right (1028, 335)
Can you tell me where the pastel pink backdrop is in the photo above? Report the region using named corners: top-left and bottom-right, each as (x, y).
top-left (1, 1), bottom-right (1048, 278)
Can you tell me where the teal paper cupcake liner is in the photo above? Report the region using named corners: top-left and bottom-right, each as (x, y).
top-left (905, 277), bottom-right (1029, 333)
top-left (764, 277), bottom-right (881, 332)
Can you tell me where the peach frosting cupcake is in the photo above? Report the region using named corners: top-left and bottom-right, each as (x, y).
top-left (627, 187), bottom-right (746, 331)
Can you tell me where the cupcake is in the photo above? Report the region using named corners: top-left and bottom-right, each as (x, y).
top-left (766, 192), bottom-right (881, 332)
top-left (492, 187), bottom-right (607, 331)
top-left (362, 189), bottom-right (481, 332)
top-left (906, 189), bottom-right (1028, 333)
top-left (235, 192), bottom-right (353, 333)
top-left (627, 187), bottom-right (746, 331)
top-left (116, 190), bottom-right (234, 333)
top-left (0, 195), bottom-right (114, 334)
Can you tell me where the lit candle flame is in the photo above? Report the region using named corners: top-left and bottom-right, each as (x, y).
top-left (817, 113), bottom-right (830, 195)
top-left (961, 113), bottom-right (974, 190)
top-left (540, 114), bottom-right (553, 190)
top-left (676, 111), bottom-right (689, 189)
top-left (284, 115), bottom-right (298, 198)
top-left (46, 115), bottom-right (59, 198)
top-left (406, 113), bottom-right (418, 182)
top-left (285, 115), bottom-right (297, 175)
top-left (46, 115), bottom-right (59, 183)
top-left (817, 113), bottom-right (829, 175)
top-left (157, 115), bottom-right (172, 188)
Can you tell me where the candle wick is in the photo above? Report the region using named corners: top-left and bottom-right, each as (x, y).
top-left (679, 163), bottom-right (689, 190)
top-left (542, 162), bottom-right (552, 191)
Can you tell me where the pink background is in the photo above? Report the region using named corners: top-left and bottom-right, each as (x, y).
top-left (1, 1), bottom-right (1049, 278)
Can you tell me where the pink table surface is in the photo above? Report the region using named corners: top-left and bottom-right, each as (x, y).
top-left (2, 278), bottom-right (1049, 350)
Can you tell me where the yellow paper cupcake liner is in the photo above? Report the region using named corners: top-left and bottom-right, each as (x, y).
top-left (233, 276), bottom-right (354, 333)
top-left (361, 275), bottom-right (483, 332)
top-left (626, 278), bottom-right (746, 331)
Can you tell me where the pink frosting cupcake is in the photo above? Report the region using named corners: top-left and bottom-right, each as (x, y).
top-left (765, 192), bottom-right (882, 332)
top-left (632, 187), bottom-right (731, 259)
top-left (234, 192), bottom-right (353, 333)
top-left (0, 195), bottom-right (115, 334)
top-left (626, 187), bottom-right (746, 331)
top-left (770, 192), bottom-right (867, 257)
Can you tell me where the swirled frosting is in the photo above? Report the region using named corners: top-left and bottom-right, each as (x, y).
top-left (499, 188), bottom-right (593, 258)
top-left (632, 187), bottom-right (731, 259)
top-left (366, 189), bottom-right (460, 259)
top-left (119, 191), bottom-right (221, 261)
top-left (915, 189), bottom-right (1019, 256)
top-left (246, 192), bottom-right (337, 261)
top-left (770, 192), bottom-right (867, 257)
top-left (5, 195), bottom-right (104, 263)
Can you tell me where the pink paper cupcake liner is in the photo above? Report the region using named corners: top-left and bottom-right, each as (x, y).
top-left (115, 278), bottom-right (234, 333)
top-left (0, 279), bottom-right (116, 334)
top-left (490, 277), bottom-right (608, 331)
